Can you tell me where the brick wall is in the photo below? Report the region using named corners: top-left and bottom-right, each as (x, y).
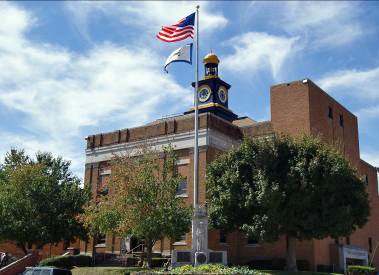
top-left (271, 79), bottom-right (360, 167)
top-left (355, 160), bottom-right (379, 268)
top-left (86, 113), bottom-right (243, 151)
top-left (271, 79), bottom-right (379, 270)
top-left (0, 251), bottom-right (39, 275)
top-left (0, 240), bottom-right (78, 260)
top-left (82, 79), bottom-right (379, 270)
top-left (307, 81), bottom-right (360, 168)
top-left (271, 80), bottom-right (311, 136)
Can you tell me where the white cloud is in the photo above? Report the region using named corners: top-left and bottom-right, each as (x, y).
top-left (361, 151), bottom-right (379, 168)
top-left (318, 67), bottom-right (379, 100)
top-left (0, 131), bottom-right (84, 177)
top-left (252, 1), bottom-right (370, 48)
top-left (318, 68), bottom-right (379, 162)
top-left (222, 32), bottom-right (300, 79)
top-left (0, 2), bottom-right (35, 37)
top-left (64, 1), bottom-right (227, 39)
top-left (357, 106), bottom-right (379, 121)
top-left (275, 2), bottom-right (364, 48)
top-left (0, 3), bottom-right (192, 176)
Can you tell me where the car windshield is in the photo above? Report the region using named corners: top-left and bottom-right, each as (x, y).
top-left (23, 269), bottom-right (54, 275)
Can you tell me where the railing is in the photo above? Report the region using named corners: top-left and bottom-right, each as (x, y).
top-left (0, 252), bottom-right (38, 275)
top-left (125, 243), bottom-right (145, 256)
top-left (119, 243), bottom-right (145, 267)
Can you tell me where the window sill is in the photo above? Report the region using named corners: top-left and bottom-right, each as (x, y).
top-left (95, 244), bottom-right (106, 248)
top-left (176, 194), bottom-right (188, 198)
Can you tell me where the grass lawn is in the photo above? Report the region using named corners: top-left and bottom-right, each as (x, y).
top-left (71, 266), bottom-right (161, 275)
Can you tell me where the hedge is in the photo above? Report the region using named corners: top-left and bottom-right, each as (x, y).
top-left (150, 258), bottom-right (169, 268)
top-left (348, 265), bottom-right (376, 275)
top-left (247, 258), bottom-right (310, 271)
top-left (39, 255), bottom-right (92, 269)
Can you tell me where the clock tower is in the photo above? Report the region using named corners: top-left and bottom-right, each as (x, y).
top-left (185, 52), bottom-right (238, 121)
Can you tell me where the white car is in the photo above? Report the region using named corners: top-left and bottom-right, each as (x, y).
top-left (23, 267), bottom-right (72, 275)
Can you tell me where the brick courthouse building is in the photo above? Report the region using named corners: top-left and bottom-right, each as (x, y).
top-left (81, 53), bottom-right (379, 271)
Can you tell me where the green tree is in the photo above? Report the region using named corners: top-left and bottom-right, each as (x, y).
top-left (82, 145), bottom-right (192, 268)
top-left (207, 135), bottom-right (370, 271)
top-left (0, 149), bottom-right (90, 254)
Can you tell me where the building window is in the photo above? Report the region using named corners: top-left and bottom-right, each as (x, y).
top-left (247, 235), bottom-right (258, 245)
top-left (98, 171), bottom-right (110, 196)
top-left (328, 107), bottom-right (333, 119)
top-left (99, 187), bottom-right (109, 196)
top-left (369, 237), bottom-right (373, 253)
top-left (95, 234), bottom-right (106, 247)
top-left (346, 236), bottom-right (350, 245)
top-left (174, 234), bottom-right (186, 245)
top-left (365, 175), bottom-right (369, 185)
top-left (220, 230), bottom-right (227, 244)
top-left (339, 114), bottom-right (344, 127)
top-left (176, 179), bottom-right (188, 197)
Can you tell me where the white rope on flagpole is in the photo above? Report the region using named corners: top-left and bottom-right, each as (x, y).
top-left (193, 5), bottom-right (199, 210)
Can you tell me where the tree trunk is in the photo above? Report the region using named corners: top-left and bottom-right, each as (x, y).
top-left (286, 235), bottom-right (297, 271)
top-left (17, 243), bottom-right (28, 255)
top-left (91, 235), bottom-right (97, 266)
top-left (145, 240), bottom-right (152, 269)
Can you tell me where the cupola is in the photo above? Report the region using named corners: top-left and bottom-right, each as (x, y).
top-left (186, 52), bottom-right (238, 122)
top-left (203, 52), bottom-right (219, 79)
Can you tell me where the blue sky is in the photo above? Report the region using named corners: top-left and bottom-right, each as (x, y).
top-left (0, 1), bottom-right (379, 178)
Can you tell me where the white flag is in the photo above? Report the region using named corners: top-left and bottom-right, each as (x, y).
top-left (164, 43), bottom-right (193, 73)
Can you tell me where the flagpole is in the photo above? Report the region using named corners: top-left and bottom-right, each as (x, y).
top-left (193, 5), bottom-right (199, 211)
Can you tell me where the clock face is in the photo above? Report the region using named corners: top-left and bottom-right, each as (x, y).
top-left (198, 86), bottom-right (211, 102)
top-left (218, 86), bottom-right (227, 103)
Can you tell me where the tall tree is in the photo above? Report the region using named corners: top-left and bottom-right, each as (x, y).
top-left (82, 145), bottom-right (192, 268)
top-left (207, 135), bottom-right (370, 271)
top-left (0, 149), bottom-right (90, 254)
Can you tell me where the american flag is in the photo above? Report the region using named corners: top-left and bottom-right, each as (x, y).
top-left (157, 13), bottom-right (195, 42)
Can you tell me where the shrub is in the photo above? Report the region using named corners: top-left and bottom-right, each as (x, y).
top-left (248, 259), bottom-right (275, 270)
top-left (171, 264), bottom-right (193, 274)
top-left (151, 257), bottom-right (169, 268)
top-left (297, 259), bottom-right (310, 271)
top-left (317, 264), bottom-right (335, 273)
top-left (126, 256), bottom-right (140, 267)
top-left (39, 254), bottom-right (92, 269)
top-left (348, 265), bottom-right (376, 275)
top-left (191, 264), bottom-right (225, 273)
top-left (223, 266), bottom-right (265, 275)
top-left (246, 258), bottom-right (309, 271)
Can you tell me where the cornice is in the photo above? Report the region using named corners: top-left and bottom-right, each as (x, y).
top-left (85, 128), bottom-right (241, 164)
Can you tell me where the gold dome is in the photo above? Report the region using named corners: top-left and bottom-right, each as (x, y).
top-left (203, 52), bottom-right (219, 64)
